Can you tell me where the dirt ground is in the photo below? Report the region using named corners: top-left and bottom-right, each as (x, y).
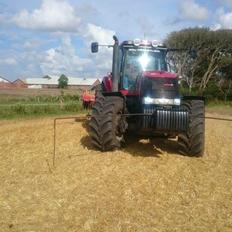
top-left (0, 112), bottom-right (232, 232)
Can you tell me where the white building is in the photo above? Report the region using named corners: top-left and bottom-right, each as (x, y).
top-left (26, 76), bottom-right (100, 90)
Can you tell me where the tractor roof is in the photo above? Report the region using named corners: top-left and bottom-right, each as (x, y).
top-left (121, 39), bottom-right (167, 49)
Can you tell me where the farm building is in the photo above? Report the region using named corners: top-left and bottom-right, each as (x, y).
top-left (0, 76), bottom-right (26, 89)
top-left (26, 76), bottom-right (101, 90)
top-left (12, 79), bottom-right (27, 88)
top-left (0, 76), bottom-right (10, 83)
top-left (0, 76), bottom-right (11, 88)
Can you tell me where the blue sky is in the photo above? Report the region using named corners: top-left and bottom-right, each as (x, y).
top-left (0, 0), bottom-right (232, 80)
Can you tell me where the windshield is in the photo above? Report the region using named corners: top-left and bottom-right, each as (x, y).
top-left (122, 48), bottom-right (167, 91)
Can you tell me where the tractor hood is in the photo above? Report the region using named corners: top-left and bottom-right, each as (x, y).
top-left (140, 70), bottom-right (180, 99)
top-left (143, 71), bottom-right (178, 79)
top-left (119, 71), bottom-right (179, 97)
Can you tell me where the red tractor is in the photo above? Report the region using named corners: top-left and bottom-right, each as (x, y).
top-left (89, 36), bottom-right (205, 156)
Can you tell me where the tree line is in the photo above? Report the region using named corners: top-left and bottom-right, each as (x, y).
top-left (165, 28), bottom-right (232, 101)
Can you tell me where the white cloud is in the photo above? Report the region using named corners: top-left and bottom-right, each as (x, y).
top-left (40, 36), bottom-right (91, 75)
top-left (211, 23), bottom-right (222, 31)
top-left (10, 0), bottom-right (116, 78)
top-left (23, 39), bottom-right (43, 49)
top-left (179, 0), bottom-right (209, 21)
top-left (11, 0), bottom-right (115, 44)
top-left (12, 0), bottom-right (81, 32)
top-left (218, 10), bottom-right (232, 28)
top-left (83, 24), bottom-right (115, 76)
top-left (0, 58), bottom-right (18, 65)
top-left (84, 23), bottom-right (115, 44)
top-left (212, 8), bottom-right (232, 29)
top-left (39, 35), bottom-right (114, 77)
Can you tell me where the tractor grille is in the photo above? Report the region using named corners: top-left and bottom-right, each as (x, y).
top-left (143, 106), bottom-right (189, 132)
top-left (143, 105), bottom-right (156, 129)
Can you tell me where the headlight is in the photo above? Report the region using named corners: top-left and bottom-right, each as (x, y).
top-left (152, 40), bottom-right (159, 47)
top-left (152, 40), bottom-right (163, 47)
top-left (143, 97), bottom-right (181, 105)
top-left (133, 39), bottom-right (141, 46)
top-left (144, 97), bottom-right (154, 104)
top-left (174, 98), bottom-right (181, 105)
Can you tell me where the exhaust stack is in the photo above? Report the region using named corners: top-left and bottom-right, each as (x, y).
top-left (112, 36), bottom-right (119, 92)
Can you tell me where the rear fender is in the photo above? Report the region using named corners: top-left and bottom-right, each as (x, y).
top-left (102, 74), bottom-right (112, 92)
top-left (102, 92), bottom-right (126, 110)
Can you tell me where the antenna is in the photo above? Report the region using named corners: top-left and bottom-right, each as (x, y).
top-left (143, 32), bottom-right (146, 39)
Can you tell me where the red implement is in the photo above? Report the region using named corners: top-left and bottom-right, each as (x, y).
top-left (82, 90), bottom-right (95, 109)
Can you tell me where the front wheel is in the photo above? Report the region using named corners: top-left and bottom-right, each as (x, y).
top-left (178, 100), bottom-right (205, 157)
top-left (89, 96), bottom-right (127, 151)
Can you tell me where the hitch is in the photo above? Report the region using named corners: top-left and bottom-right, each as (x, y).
top-left (52, 114), bottom-right (232, 167)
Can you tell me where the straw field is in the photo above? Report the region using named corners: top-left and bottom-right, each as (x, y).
top-left (0, 112), bottom-right (232, 231)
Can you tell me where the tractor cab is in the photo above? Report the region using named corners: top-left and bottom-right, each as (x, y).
top-left (89, 36), bottom-right (205, 157)
top-left (119, 40), bottom-right (168, 93)
top-left (94, 38), bottom-right (180, 104)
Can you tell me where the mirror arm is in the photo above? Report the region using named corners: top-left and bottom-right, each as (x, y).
top-left (98, 45), bottom-right (113, 48)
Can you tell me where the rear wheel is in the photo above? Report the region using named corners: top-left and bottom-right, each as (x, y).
top-left (89, 96), bottom-right (127, 151)
top-left (178, 100), bottom-right (205, 156)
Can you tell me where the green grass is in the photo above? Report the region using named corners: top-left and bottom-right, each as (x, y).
top-left (0, 101), bottom-right (86, 119)
top-left (205, 100), bottom-right (232, 116)
top-left (0, 92), bottom-right (231, 120)
top-left (0, 94), bottom-right (87, 119)
top-left (0, 94), bottom-right (80, 104)
top-left (206, 100), bottom-right (232, 107)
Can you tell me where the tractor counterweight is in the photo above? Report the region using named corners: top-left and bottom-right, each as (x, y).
top-left (142, 106), bottom-right (189, 132)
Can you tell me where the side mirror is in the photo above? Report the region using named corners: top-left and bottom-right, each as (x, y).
top-left (91, 42), bottom-right (99, 53)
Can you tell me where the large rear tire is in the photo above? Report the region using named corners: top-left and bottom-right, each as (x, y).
top-left (178, 100), bottom-right (205, 156)
top-left (89, 96), bottom-right (127, 151)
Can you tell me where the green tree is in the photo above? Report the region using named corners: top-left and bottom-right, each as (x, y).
top-left (58, 74), bottom-right (68, 89)
top-left (165, 28), bottom-right (232, 94)
top-left (217, 56), bottom-right (232, 101)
